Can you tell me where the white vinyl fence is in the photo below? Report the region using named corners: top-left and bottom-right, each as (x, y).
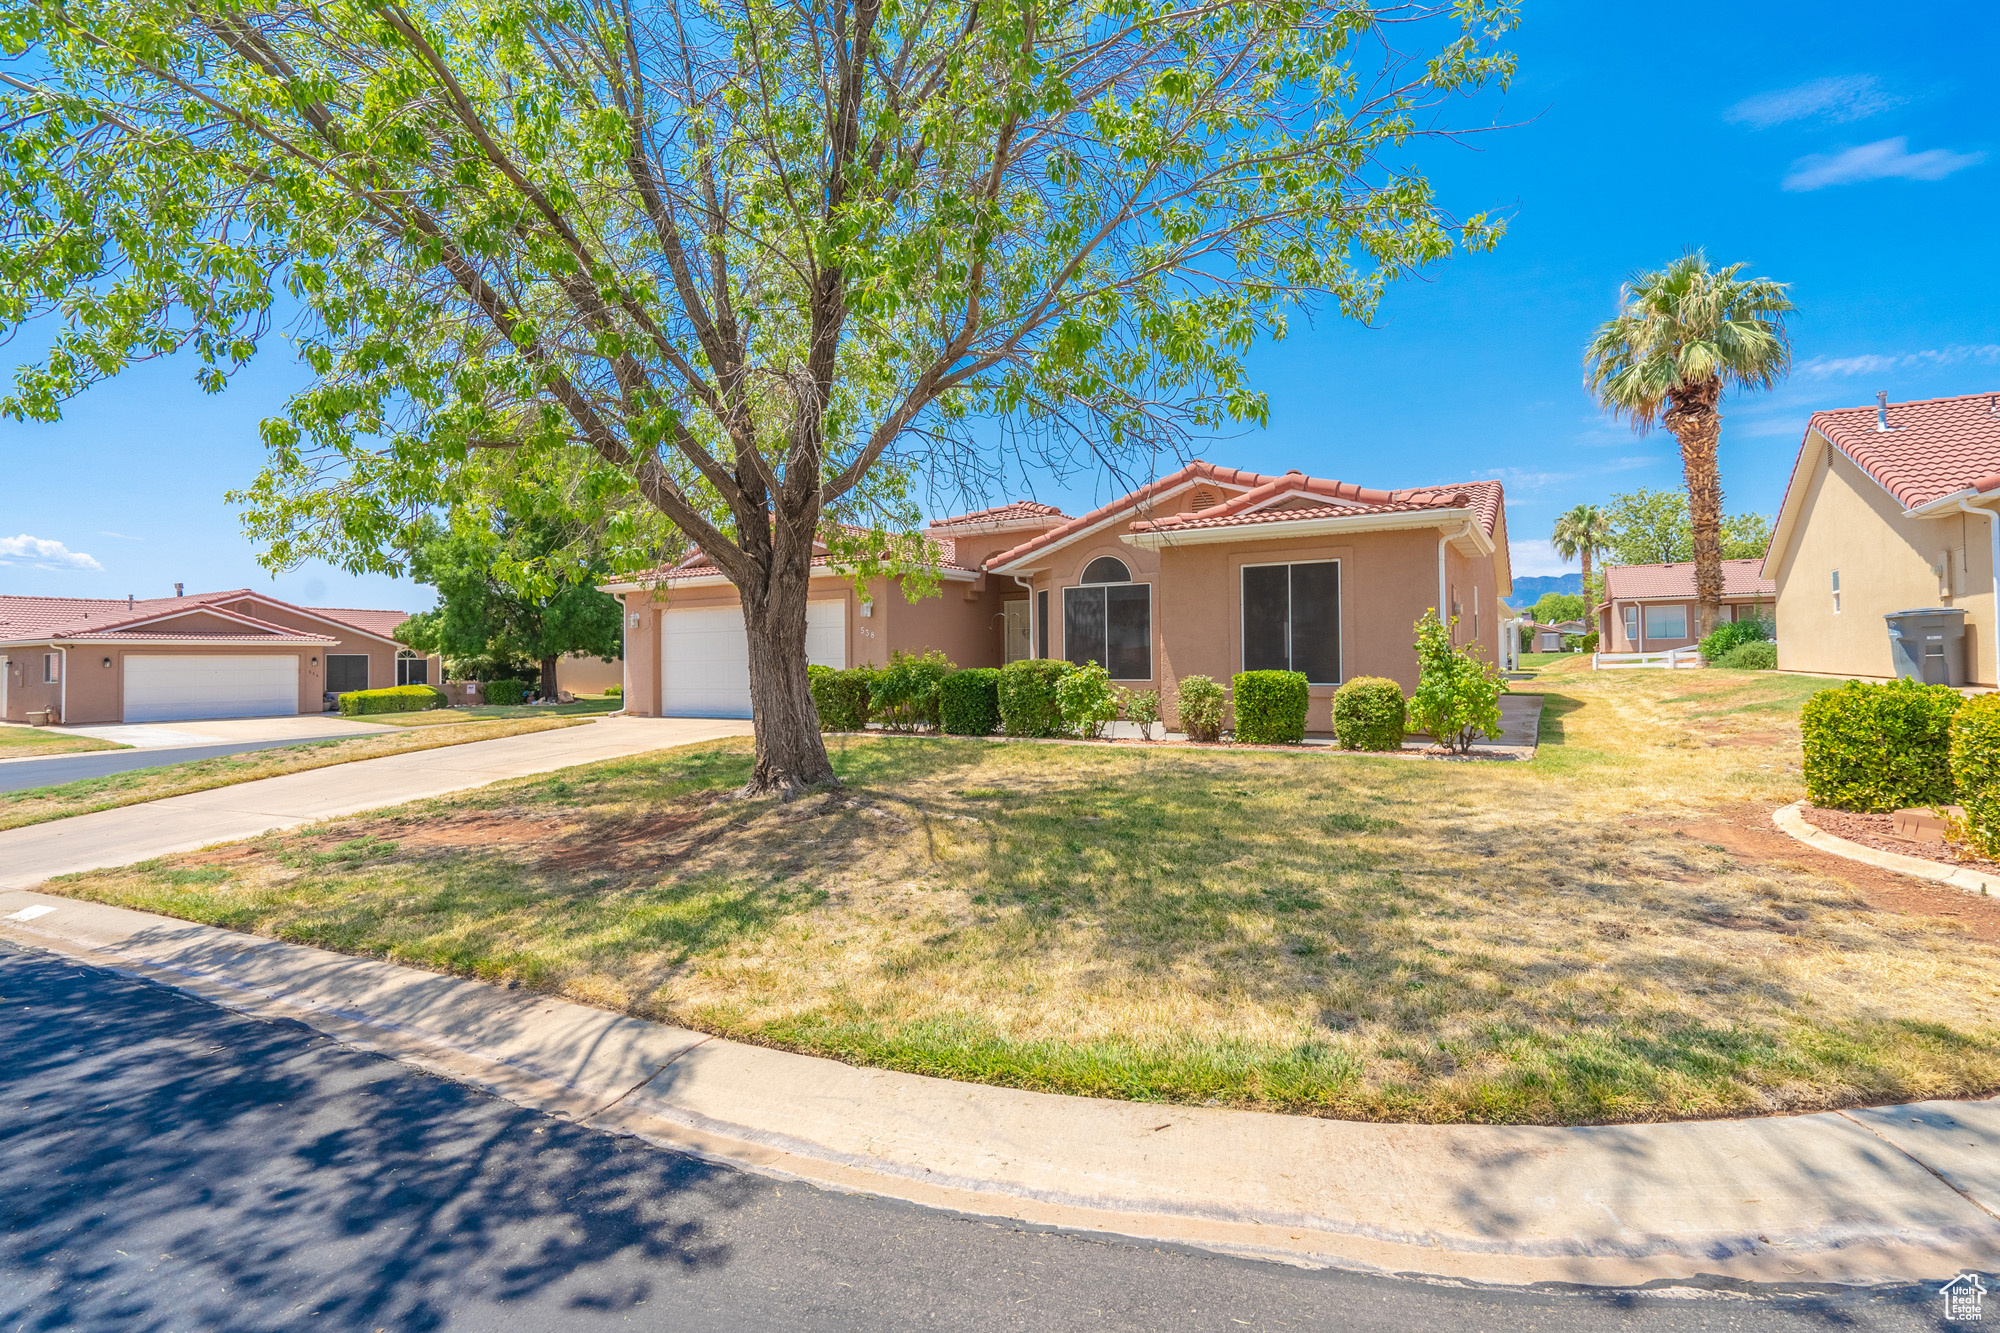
top-left (1593, 646), bottom-right (1703, 670)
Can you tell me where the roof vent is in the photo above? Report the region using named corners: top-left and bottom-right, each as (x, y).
top-left (126, 593), bottom-right (134, 608)
top-left (1189, 486), bottom-right (1218, 511)
top-left (174, 582), bottom-right (183, 598)
top-left (1876, 390), bottom-right (1891, 432)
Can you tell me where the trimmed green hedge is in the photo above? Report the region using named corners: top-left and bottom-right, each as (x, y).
top-left (1232, 670), bottom-right (1308, 744)
top-left (940, 668), bottom-right (1001, 736)
top-left (1714, 640), bottom-right (1776, 670)
top-left (1801, 679), bottom-right (1962, 812)
top-left (1950, 694), bottom-right (2000, 859)
top-left (810, 664), bottom-right (875, 732)
top-left (1332, 677), bottom-right (1405, 751)
top-left (338, 684), bottom-right (448, 717)
top-left (997, 659), bottom-right (1072, 737)
top-left (482, 677), bottom-right (530, 706)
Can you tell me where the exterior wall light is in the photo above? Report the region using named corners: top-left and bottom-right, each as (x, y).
top-left (102, 657), bottom-right (112, 668)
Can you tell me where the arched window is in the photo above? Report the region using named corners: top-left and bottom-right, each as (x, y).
top-left (1065, 557), bottom-right (1150, 679)
top-left (1081, 556), bottom-right (1131, 585)
top-left (396, 647), bottom-right (430, 687)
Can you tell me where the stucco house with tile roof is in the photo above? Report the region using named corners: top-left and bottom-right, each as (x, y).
top-left (0, 589), bottom-right (438, 724)
top-left (1762, 390), bottom-right (2000, 685)
top-left (1594, 559), bottom-right (1776, 655)
top-left (605, 460), bottom-right (1510, 730)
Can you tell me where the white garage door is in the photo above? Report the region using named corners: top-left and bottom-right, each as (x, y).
top-left (661, 601), bottom-right (846, 718)
top-left (123, 655), bottom-right (300, 723)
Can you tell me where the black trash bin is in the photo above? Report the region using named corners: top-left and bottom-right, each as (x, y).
top-left (1884, 607), bottom-right (1968, 686)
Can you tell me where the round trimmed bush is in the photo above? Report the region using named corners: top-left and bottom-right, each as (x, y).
top-left (940, 668), bottom-right (1001, 736)
top-left (1332, 677), bottom-right (1405, 751)
top-left (1174, 674), bottom-right (1226, 743)
top-left (1232, 670), bottom-right (1308, 744)
top-left (1801, 678), bottom-right (1961, 812)
top-left (483, 677), bottom-right (530, 706)
top-left (809, 664), bottom-right (875, 732)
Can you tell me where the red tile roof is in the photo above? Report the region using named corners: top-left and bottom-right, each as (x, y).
top-left (985, 462), bottom-right (1279, 569)
top-left (1601, 559), bottom-right (1776, 602)
top-left (64, 630), bottom-right (337, 643)
top-left (1807, 391), bottom-right (2000, 510)
top-left (0, 590), bottom-right (397, 644)
top-left (928, 501), bottom-right (1068, 529)
top-left (305, 606), bottom-right (411, 639)
top-left (1129, 473), bottom-right (1504, 538)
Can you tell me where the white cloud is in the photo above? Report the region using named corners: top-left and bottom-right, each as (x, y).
top-left (96, 530), bottom-right (142, 542)
top-left (0, 534), bottom-right (103, 572)
top-left (1727, 75), bottom-right (1900, 129)
top-left (1783, 137), bottom-right (1985, 191)
top-left (1507, 538), bottom-right (1575, 578)
top-left (1797, 344), bottom-right (2000, 379)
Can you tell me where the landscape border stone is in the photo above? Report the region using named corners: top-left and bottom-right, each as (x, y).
top-left (1771, 800), bottom-right (2000, 895)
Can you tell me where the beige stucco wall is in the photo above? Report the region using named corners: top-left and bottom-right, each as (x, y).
top-left (1771, 437), bottom-right (1997, 684)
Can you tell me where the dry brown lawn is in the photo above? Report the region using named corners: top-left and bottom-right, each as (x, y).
top-left (46, 660), bottom-right (2000, 1124)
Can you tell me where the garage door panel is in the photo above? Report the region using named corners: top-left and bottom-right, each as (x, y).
top-left (661, 601), bottom-right (846, 719)
top-left (123, 655), bottom-right (300, 723)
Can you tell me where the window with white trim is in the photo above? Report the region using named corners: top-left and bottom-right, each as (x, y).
top-left (1063, 558), bottom-right (1151, 679)
top-left (1831, 569), bottom-right (1841, 614)
top-left (1622, 605), bottom-right (1639, 644)
top-left (396, 649), bottom-right (429, 686)
top-left (1643, 604), bottom-right (1688, 640)
top-left (42, 653), bottom-right (59, 684)
top-left (1242, 561), bottom-right (1341, 684)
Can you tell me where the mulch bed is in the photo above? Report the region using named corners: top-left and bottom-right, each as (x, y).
top-left (1798, 803), bottom-right (2000, 872)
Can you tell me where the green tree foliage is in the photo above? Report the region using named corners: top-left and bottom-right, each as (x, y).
top-left (1406, 611), bottom-right (1504, 754)
top-left (0, 0), bottom-right (1514, 792)
top-left (1602, 489), bottom-right (1774, 566)
top-left (396, 514), bottom-right (622, 699)
top-left (1585, 253), bottom-right (1793, 639)
top-left (1549, 503), bottom-right (1612, 592)
top-left (1529, 592), bottom-right (1587, 624)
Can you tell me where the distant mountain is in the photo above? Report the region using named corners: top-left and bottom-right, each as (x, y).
top-left (1506, 573), bottom-right (1583, 610)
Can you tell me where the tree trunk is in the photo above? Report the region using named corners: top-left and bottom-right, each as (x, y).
top-left (738, 545), bottom-right (839, 797)
top-left (540, 653), bottom-right (560, 700)
top-left (1580, 546), bottom-right (1593, 612)
top-left (1666, 377), bottom-right (1725, 642)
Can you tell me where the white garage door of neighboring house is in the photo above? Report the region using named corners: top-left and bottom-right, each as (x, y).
top-left (661, 602), bottom-right (846, 718)
top-left (123, 655), bottom-right (300, 723)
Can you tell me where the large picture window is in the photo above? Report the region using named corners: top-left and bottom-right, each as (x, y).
top-left (326, 653), bottom-right (370, 693)
top-left (1063, 558), bottom-right (1151, 679)
top-left (1643, 604), bottom-right (1688, 640)
top-left (1242, 561), bottom-right (1340, 684)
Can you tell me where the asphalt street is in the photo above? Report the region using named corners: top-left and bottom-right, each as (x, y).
top-left (0, 739), bottom-right (320, 794)
top-left (0, 938), bottom-right (1984, 1333)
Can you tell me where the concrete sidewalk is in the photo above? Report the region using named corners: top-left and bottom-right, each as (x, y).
top-left (0, 716), bottom-right (752, 890)
top-left (3, 888), bottom-right (1994, 1289)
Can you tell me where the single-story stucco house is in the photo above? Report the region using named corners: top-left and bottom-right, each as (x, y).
top-left (1529, 618), bottom-right (1588, 652)
top-left (604, 461), bottom-right (1510, 732)
top-left (1762, 390), bottom-right (2000, 685)
top-left (0, 588), bottom-right (440, 724)
top-left (1593, 560), bottom-right (1776, 654)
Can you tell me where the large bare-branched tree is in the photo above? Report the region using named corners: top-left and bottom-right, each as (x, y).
top-left (0, 0), bottom-right (1514, 793)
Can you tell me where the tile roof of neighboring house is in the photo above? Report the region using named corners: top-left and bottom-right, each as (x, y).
top-left (1601, 559), bottom-right (1776, 602)
top-left (0, 590), bottom-right (398, 644)
top-left (305, 606), bottom-right (411, 639)
top-left (927, 501), bottom-right (1068, 529)
top-left (1806, 391), bottom-right (2000, 510)
top-left (1128, 473), bottom-right (1505, 538)
top-left (62, 630), bottom-right (337, 644)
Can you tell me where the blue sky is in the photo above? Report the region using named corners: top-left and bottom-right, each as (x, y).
top-left (3, 0), bottom-right (1996, 608)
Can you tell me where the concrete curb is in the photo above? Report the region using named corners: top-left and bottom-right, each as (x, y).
top-left (5, 888), bottom-right (1998, 1290)
top-left (1772, 801), bottom-right (2000, 895)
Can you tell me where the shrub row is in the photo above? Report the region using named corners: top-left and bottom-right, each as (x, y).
top-left (338, 684), bottom-right (449, 716)
top-left (1700, 614), bottom-right (1773, 664)
top-left (1952, 695), bottom-right (2000, 859)
top-left (1802, 679), bottom-right (1962, 812)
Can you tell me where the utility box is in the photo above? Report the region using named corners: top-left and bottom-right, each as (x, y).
top-left (1885, 607), bottom-right (1968, 686)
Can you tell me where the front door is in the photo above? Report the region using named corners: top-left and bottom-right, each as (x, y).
top-left (1003, 601), bottom-right (1030, 662)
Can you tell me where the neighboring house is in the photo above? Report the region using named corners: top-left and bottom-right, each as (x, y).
top-left (1532, 619), bottom-right (1588, 652)
top-left (1763, 391), bottom-right (2000, 685)
top-left (0, 589), bottom-right (439, 725)
top-left (1594, 560), bottom-right (1775, 654)
top-left (605, 462), bottom-right (1510, 731)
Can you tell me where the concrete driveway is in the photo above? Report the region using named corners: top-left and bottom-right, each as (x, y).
top-left (0, 715), bottom-right (753, 890)
top-left (58, 714), bottom-right (396, 750)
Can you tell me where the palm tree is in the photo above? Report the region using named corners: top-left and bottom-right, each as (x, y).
top-left (1550, 503), bottom-right (1614, 606)
top-left (1585, 252), bottom-right (1793, 638)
